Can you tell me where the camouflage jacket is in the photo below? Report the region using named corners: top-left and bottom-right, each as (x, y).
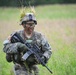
top-left (3, 30), bottom-right (52, 64)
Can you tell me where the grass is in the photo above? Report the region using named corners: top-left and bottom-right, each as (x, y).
top-left (0, 42), bottom-right (14, 75)
top-left (36, 4), bottom-right (76, 19)
top-left (0, 7), bottom-right (19, 21)
top-left (0, 4), bottom-right (76, 21)
top-left (0, 4), bottom-right (76, 75)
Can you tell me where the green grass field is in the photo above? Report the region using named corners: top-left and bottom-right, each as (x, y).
top-left (0, 4), bottom-right (76, 75)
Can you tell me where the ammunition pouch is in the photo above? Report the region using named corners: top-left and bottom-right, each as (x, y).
top-left (6, 53), bottom-right (22, 63)
top-left (13, 53), bottom-right (22, 63)
top-left (6, 53), bottom-right (12, 62)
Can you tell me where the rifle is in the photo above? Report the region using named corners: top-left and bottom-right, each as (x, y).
top-left (11, 32), bottom-right (53, 74)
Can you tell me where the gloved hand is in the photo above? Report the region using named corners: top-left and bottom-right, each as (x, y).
top-left (41, 56), bottom-right (48, 64)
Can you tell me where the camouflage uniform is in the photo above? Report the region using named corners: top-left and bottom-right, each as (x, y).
top-left (3, 30), bottom-right (52, 75)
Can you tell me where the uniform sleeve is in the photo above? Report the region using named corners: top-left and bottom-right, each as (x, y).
top-left (3, 31), bottom-right (19, 53)
top-left (41, 35), bottom-right (52, 60)
top-left (3, 39), bottom-right (18, 54)
top-left (3, 31), bottom-right (27, 54)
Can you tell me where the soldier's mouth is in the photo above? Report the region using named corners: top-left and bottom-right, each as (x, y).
top-left (28, 28), bottom-right (34, 32)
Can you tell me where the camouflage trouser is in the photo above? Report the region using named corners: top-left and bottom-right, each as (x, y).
top-left (14, 63), bottom-right (39, 75)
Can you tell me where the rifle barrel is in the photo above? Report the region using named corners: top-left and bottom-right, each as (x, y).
top-left (44, 65), bottom-right (53, 74)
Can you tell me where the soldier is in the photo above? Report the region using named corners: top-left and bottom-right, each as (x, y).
top-left (3, 13), bottom-right (52, 75)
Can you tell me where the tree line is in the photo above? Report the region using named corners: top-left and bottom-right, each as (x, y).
top-left (0, 0), bottom-right (76, 7)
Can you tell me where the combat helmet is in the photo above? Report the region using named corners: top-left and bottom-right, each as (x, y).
top-left (20, 13), bottom-right (37, 25)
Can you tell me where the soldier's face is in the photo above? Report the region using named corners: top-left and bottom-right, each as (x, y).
top-left (22, 21), bottom-right (35, 34)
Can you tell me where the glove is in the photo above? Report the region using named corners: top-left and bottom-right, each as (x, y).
top-left (41, 56), bottom-right (48, 64)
